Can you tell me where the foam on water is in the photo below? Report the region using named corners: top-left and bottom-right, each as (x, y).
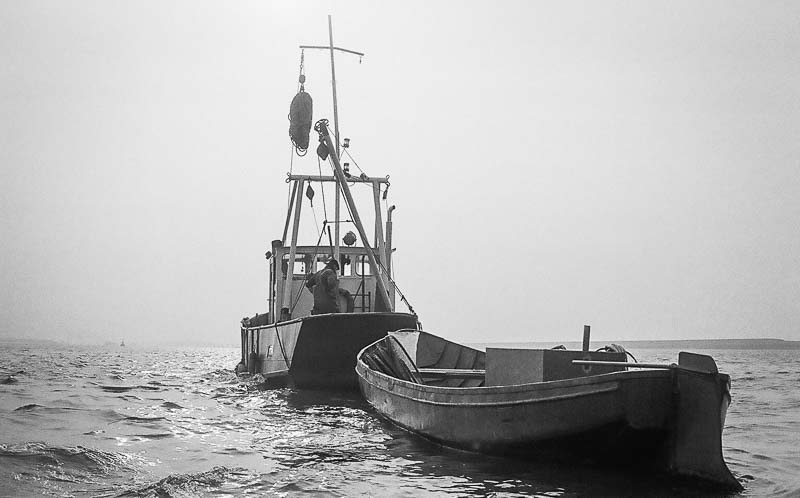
top-left (0, 342), bottom-right (797, 496)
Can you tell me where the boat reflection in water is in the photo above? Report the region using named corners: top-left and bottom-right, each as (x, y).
top-left (356, 329), bottom-right (743, 491)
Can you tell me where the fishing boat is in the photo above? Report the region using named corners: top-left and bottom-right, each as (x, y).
top-left (356, 328), bottom-right (742, 491)
top-left (236, 17), bottom-right (418, 390)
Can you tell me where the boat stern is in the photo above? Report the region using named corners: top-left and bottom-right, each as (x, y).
top-left (669, 352), bottom-right (742, 491)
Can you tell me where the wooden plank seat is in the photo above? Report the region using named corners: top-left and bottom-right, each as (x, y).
top-left (418, 368), bottom-right (486, 379)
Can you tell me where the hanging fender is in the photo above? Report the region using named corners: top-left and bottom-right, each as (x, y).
top-left (289, 90), bottom-right (313, 154)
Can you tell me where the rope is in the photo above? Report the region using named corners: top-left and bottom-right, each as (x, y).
top-left (596, 344), bottom-right (639, 363)
top-left (274, 328), bottom-right (291, 369)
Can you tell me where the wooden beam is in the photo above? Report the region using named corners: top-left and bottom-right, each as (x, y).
top-left (418, 368), bottom-right (486, 379)
top-left (288, 174), bottom-right (389, 184)
top-left (281, 180), bottom-right (299, 245)
top-left (571, 360), bottom-right (712, 374)
top-left (280, 178), bottom-right (304, 320)
top-left (299, 45), bottom-right (364, 57)
top-left (372, 179), bottom-right (386, 271)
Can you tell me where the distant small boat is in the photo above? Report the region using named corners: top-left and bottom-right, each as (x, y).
top-left (356, 329), bottom-right (742, 491)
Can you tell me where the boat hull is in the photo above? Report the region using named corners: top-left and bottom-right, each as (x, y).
top-left (356, 334), bottom-right (741, 491)
top-left (242, 312), bottom-right (418, 390)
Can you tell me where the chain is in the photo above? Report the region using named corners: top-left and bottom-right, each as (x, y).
top-left (298, 49), bottom-right (305, 90)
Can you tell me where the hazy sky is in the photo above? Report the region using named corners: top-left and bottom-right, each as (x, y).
top-left (2, 1), bottom-right (798, 345)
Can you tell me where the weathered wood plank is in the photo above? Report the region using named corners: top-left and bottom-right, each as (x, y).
top-left (418, 368), bottom-right (486, 378)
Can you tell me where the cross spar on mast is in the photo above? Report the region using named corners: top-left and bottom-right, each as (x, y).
top-left (300, 17), bottom-right (393, 312)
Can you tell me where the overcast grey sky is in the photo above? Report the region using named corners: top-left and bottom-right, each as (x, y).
top-left (2, 1), bottom-right (798, 345)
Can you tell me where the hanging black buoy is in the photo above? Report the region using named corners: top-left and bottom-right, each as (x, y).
top-left (305, 184), bottom-right (315, 206)
top-left (316, 141), bottom-right (329, 161)
top-left (288, 75), bottom-right (313, 155)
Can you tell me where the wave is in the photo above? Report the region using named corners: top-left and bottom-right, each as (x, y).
top-left (94, 384), bottom-right (139, 393)
top-left (93, 383), bottom-right (164, 393)
top-left (118, 394), bottom-right (143, 401)
top-left (13, 403), bottom-right (45, 411)
top-left (1, 375), bottom-right (19, 384)
top-left (0, 442), bottom-right (131, 475)
top-left (129, 433), bottom-right (174, 440)
top-left (204, 368), bottom-right (238, 380)
top-left (13, 403), bottom-right (86, 413)
top-left (11, 404), bottom-right (130, 423)
top-left (146, 380), bottom-right (181, 387)
top-left (117, 465), bottom-right (251, 497)
top-left (123, 415), bottom-right (166, 422)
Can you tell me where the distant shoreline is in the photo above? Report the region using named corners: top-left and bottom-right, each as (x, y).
top-left (0, 337), bottom-right (234, 348)
top-left (2, 336), bottom-right (799, 350)
top-left (469, 338), bottom-right (800, 350)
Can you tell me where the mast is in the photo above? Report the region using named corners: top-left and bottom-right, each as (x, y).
top-left (328, 16), bottom-right (342, 265)
top-left (301, 18), bottom-right (392, 311)
top-left (301, 16), bottom-right (364, 269)
top-left (328, 15), bottom-right (341, 159)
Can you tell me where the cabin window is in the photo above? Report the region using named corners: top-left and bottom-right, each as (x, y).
top-left (314, 255), bottom-right (338, 272)
top-left (282, 254), bottom-right (312, 275)
top-left (340, 255), bottom-right (353, 277)
top-left (314, 254), bottom-right (355, 277)
top-left (354, 255), bottom-right (372, 276)
top-left (292, 253), bottom-right (357, 277)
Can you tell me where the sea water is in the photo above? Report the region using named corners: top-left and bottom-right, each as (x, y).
top-left (0, 343), bottom-right (797, 497)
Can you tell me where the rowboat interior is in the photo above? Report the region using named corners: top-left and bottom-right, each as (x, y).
top-left (359, 329), bottom-right (631, 387)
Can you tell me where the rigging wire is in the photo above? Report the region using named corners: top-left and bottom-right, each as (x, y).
top-left (371, 252), bottom-right (416, 315)
top-left (342, 148), bottom-right (367, 176)
top-left (310, 197), bottom-right (321, 235)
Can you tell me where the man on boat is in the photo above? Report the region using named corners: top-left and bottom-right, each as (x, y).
top-left (305, 259), bottom-right (340, 314)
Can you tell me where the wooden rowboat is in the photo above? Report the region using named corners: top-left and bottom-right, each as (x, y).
top-left (356, 329), bottom-right (742, 491)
